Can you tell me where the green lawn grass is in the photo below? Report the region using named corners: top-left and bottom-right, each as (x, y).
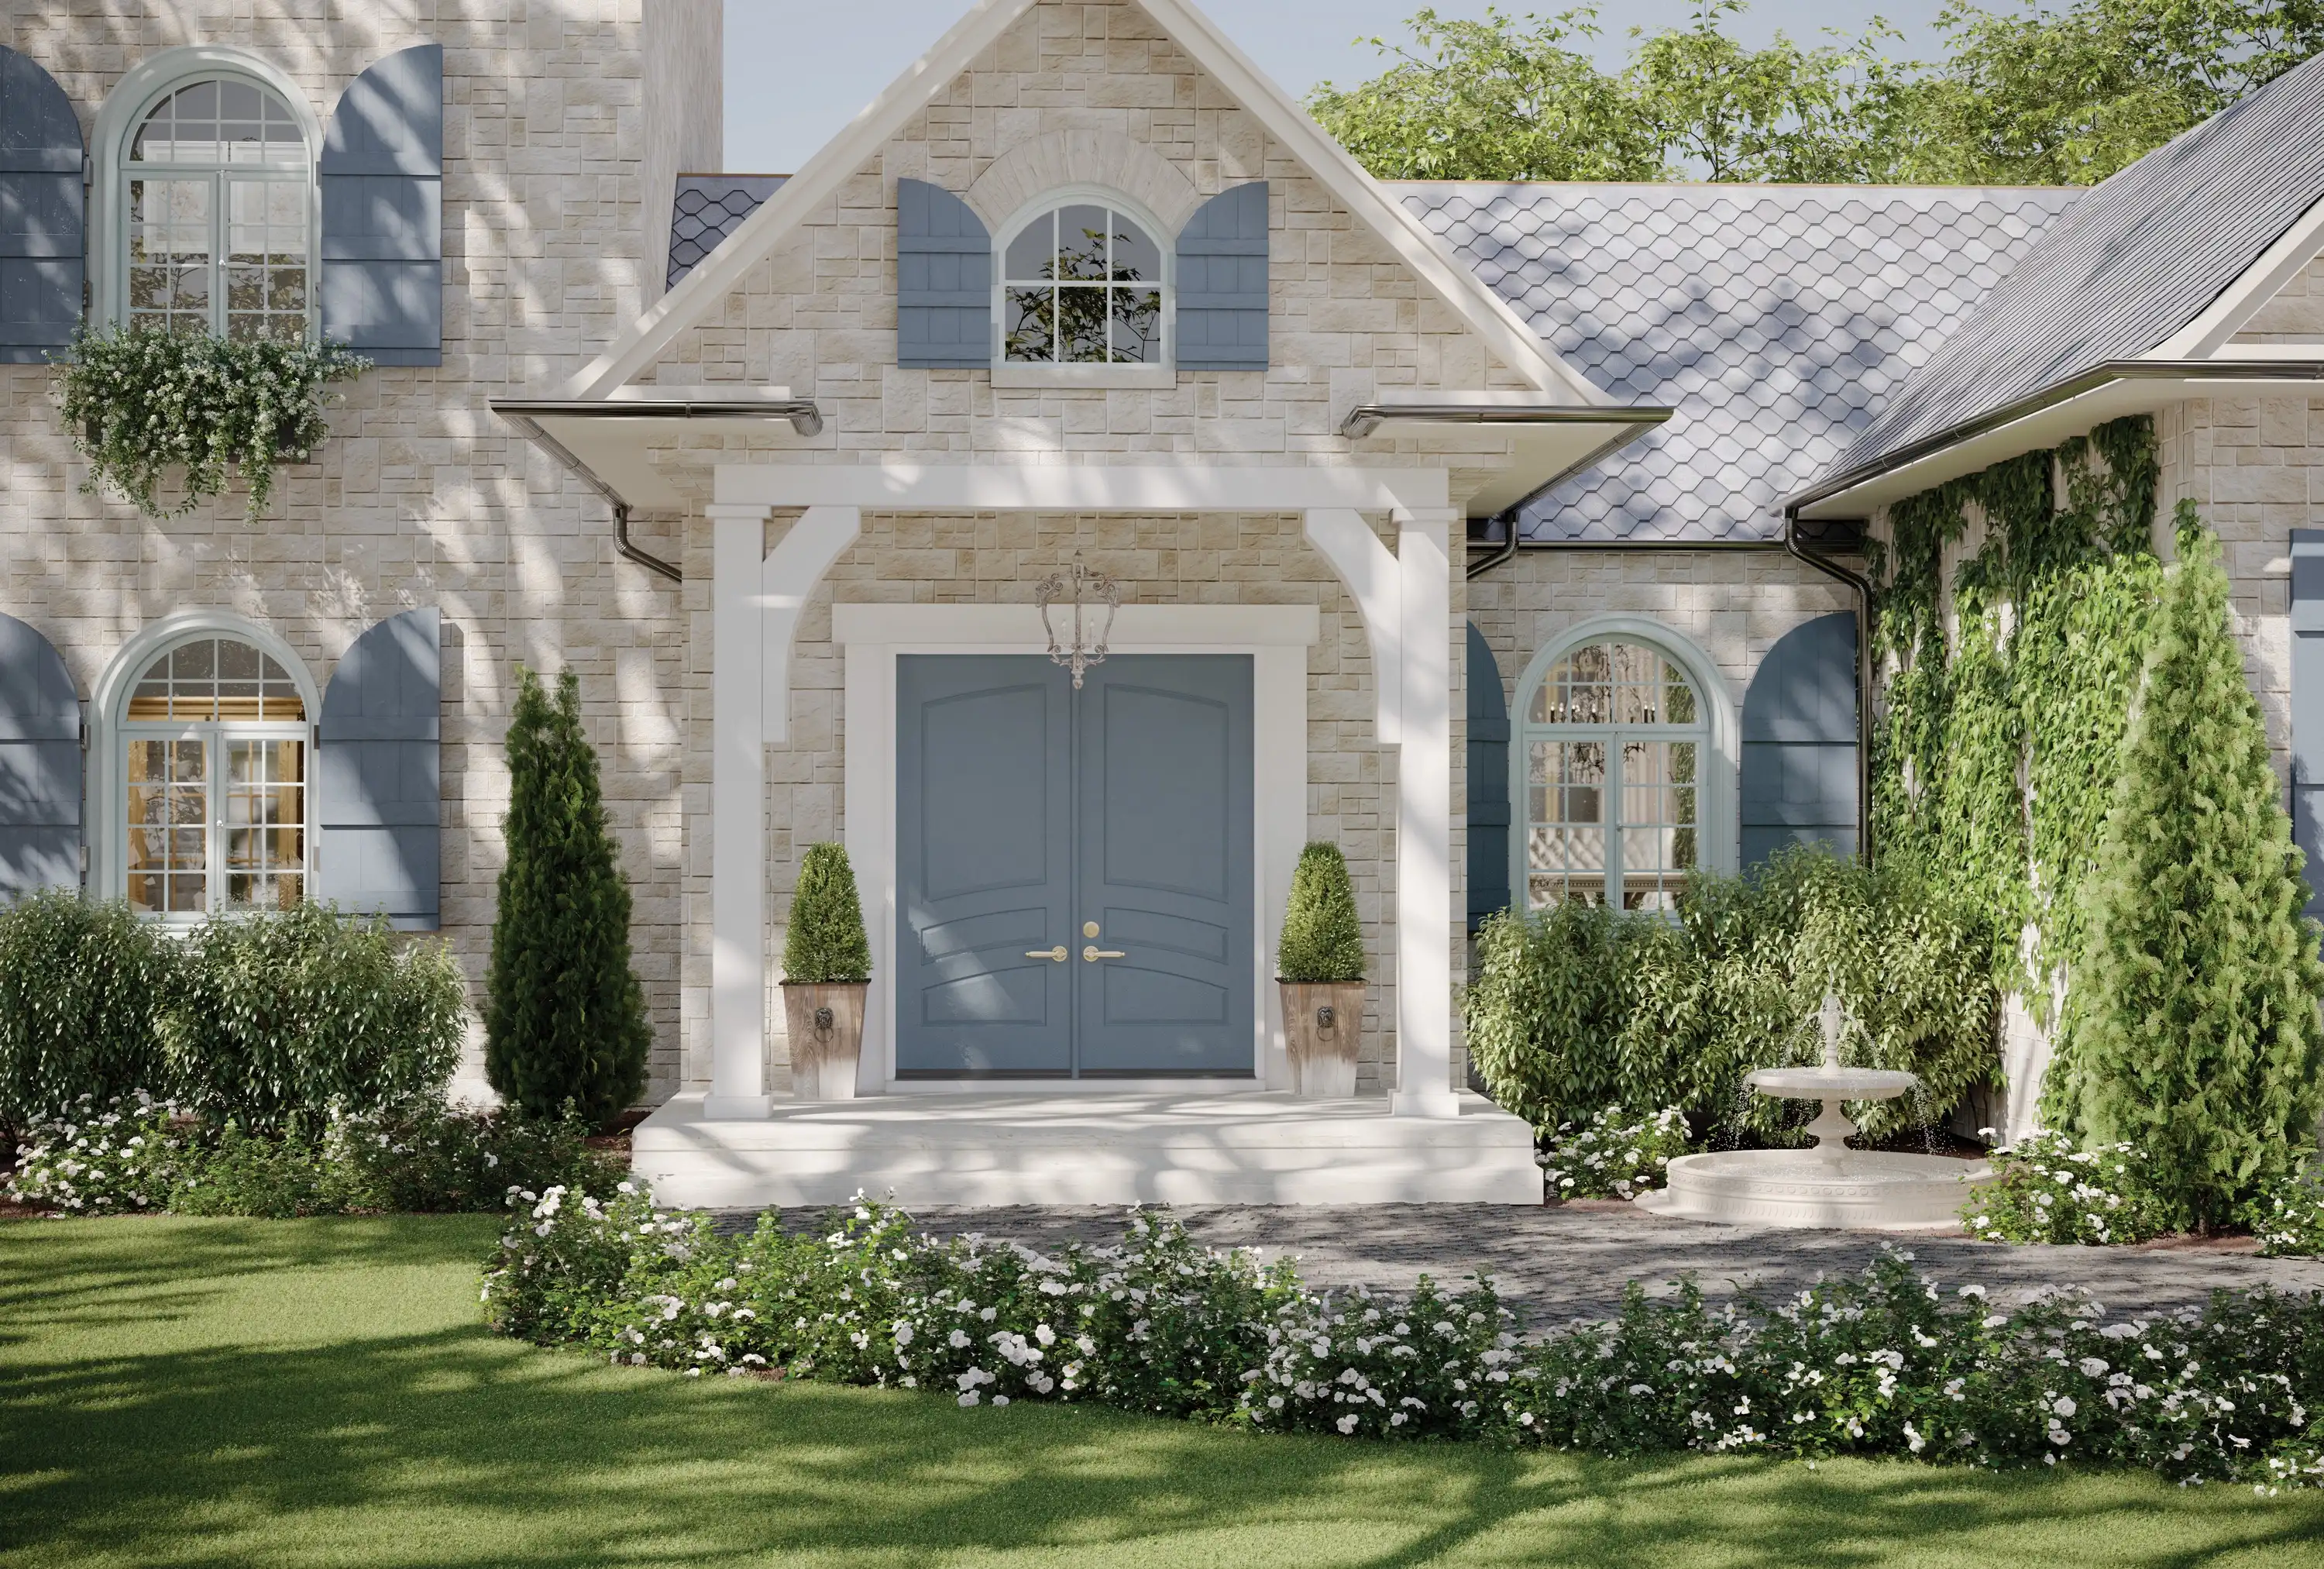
top-left (4, 1218), bottom-right (2323, 1569)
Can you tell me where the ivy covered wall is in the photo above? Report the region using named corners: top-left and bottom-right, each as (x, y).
top-left (1867, 416), bottom-right (2168, 1137)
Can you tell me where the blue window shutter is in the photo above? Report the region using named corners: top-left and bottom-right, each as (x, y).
top-left (896, 178), bottom-right (989, 368)
top-left (320, 44), bottom-right (442, 366)
top-left (0, 46), bottom-right (85, 364)
top-left (1741, 611), bottom-right (1859, 865)
top-left (0, 611), bottom-right (80, 896)
top-left (1466, 621), bottom-right (1511, 930)
top-left (2291, 531), bottom-right (2324, 920)
top-left (318, 607), bottom-right (440, 930)
top-left (1174, 181), bottom-right (1267, 370)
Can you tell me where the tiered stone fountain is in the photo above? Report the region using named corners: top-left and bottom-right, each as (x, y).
top-left (1635, 993), bottom-right (1997, 1230)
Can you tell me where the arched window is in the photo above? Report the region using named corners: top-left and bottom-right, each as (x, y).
top-left (122, 74), bottom-right (311, 339)
top-left (1518, 637), bottom-right (1710, 912)
top-left (117, 632), bottom-right (311, 918)
top-left (998, 195), bottom-right (1167, 366)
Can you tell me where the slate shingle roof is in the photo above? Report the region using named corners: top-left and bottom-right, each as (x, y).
top-left (1824, 52), bottom-right (2324, 490)
top-left (667, 175), bottom-right (786, 290)
top-left (1401, 182), bottom-right (2080, 541)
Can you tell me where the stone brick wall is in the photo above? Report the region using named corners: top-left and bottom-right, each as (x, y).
top-left (2158, 394), bottom-right (2324, 781)
top-left (0, 2), bottom-right (707, 1098)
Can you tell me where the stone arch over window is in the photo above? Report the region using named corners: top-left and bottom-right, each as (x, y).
top-left (992, 187), bottom-right (1172, 367)
top-left (962, 129), bottom-right (1202, 237)
top-left (1508, 616), bottom-right (1738, 911)
top-left (91, 46), bottom-right (322, 338)
top-left (90, 613), bottom-right (320, 920)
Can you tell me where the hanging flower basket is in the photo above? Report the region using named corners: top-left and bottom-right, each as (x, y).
top-left (53, 322), bottom-right (368, 521)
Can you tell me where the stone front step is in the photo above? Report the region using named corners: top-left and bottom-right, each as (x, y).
top-left (631, 1090), bottom-right (1543, 1208)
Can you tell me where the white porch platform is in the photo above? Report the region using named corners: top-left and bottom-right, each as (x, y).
top-left (632, 1091), bottom-right (1543, 1208)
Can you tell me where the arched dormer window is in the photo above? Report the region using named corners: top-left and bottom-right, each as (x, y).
top-left (1511, 621), bottom-right (1738, 912)
top-left (997, 193), bottom-right (1168, 366)
top-left (108, 60), bottom-right (316, 339)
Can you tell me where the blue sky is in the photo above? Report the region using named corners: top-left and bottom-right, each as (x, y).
top-left (723, 1), bottom-right (1956, 172)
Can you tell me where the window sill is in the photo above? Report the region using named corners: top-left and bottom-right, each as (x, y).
top-left (991, 364), bottom-right (1176, 391)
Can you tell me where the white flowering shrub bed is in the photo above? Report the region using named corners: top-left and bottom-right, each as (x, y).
top-left (5, 1093), bottom-right (191, 1213)
top-left (8, 1091), bottom-right (619, 1216)
top-left (1540, 1107), bottom-right (1690, 1199)
top-left (1962, 1130), bottom-right (2170, 1246)
top-left (484, 1189), bottom-right (2324, 1489)
top-left (2256, 1166), bottom-right (2324, 1259)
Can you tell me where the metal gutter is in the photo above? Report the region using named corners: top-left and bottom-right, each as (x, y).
top-left (488, 396), bottom-right (824, 585)
top-left (1787, 358), bottom-right (2324, 516)
top-left (1339, 401), bottom-right (1673, 439)
top-left (1780, 511), bottom-right (1875, 861)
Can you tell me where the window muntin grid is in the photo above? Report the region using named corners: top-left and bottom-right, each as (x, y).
top-left (1521, 639), bottom-right (1703, 912)
top-left (124, 77), bottom-right (310, 341)
top-left (1001, 203), bottom-right (1164, 365)
top-left (119, 635), bottom-right (309, 920)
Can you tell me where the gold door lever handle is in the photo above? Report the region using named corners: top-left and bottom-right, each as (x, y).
top-left (1083, 945), bottom-right (1126, 962)
top-left (1026, 945), bottom-right (1067, 962)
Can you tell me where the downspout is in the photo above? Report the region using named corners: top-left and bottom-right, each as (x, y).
top-left (1465, 511), bottom-right (1519, 580)
top-left (1783, 510), bottom-right (1875, 861)
top-left (612, 500), bottom-right (682, 585)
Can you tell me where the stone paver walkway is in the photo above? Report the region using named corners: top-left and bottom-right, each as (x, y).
top-left (731, 1202), bottom-right (2324, 1325)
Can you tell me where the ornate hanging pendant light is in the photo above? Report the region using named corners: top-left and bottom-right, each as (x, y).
top-left (1035, 555), bottom-right (1121, 689)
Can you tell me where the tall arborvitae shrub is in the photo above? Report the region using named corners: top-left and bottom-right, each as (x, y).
top-left (485, 668), bottom-right (651, 1126)
top-left (782, 843), bottom-right (871, 984)
top-left (2061, 509), bottom-right (2324, 1229)
top-left (1277, 841), bottom-right (1366, 982)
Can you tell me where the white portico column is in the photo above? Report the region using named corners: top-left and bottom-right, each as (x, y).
top-left (1393, 510), bottom-right (1461, 1118)
top-left (706, 501), bottom-right (772, 1119)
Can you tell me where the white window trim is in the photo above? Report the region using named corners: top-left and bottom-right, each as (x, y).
top-left (88, 611), bottom-right (321, 918)
top-left (1508, 614), bottom-right (1739, 910)
top-left (991, 183), bottom-right (1174, 381)
top-left (89, 46), bottom-right (324, 336)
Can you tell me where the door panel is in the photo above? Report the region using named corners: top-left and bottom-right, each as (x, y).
top-left (896, 657), bottom-right (1073, 1074)
top-left (1074, 656), bottom-right (1255, 1075)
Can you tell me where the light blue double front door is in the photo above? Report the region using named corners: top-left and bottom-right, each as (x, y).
top-left (896, 654), bottom-right (1256, 1078)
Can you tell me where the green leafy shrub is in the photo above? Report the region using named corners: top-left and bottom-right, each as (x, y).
top-left (170, 1122), bottom-right (352, 1218)
top-left (486, 667), bottom-right (653, 1126)
top-left (488, 1192), bottom-right (2324, 1488)
top-left (1959, 1129), bottom-right (2168, 1246)
top-left (0, 893), bottom-right (179, 1127)
top-left (5, 1092), bottom-right (191, 1213)
top-left (2054, 514), bottom-right (2324, 1230)
top-left (165, 903), bottom-right (466, 1132)
top-left (782, 842), bottom-right (871, 985)
top-left (1538, 1106), bottom-right (1691, 1199)
top-left (56, 322), bottom-right (365, 520)
top-left (1465, 847), bottom-right (1997, 1141)
top-left (1276, 841), bottom-right (1365, 982)
top-left (328, 1096), bottom-right (619, 1213)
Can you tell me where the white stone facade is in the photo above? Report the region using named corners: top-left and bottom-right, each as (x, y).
top-left (0, 2), bottom-right (717, 1097)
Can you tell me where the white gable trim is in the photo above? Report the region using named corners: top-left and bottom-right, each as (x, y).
top-left (560, 0), bottom-right (1602, 402)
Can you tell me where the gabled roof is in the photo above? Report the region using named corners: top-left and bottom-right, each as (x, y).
top-left (1813, 50), bottom-right (2324, 497)
top-left (668, 175), bottom-right (786, 289)
top-left (1404, 182), bottom-right (2078, 542)
top-left (561, 0), bottom-right (1606, 402)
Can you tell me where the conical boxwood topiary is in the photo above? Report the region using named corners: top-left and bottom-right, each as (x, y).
top-left (484, 667), bottom-right (652, 1127)
top-left (2056, 508), bottom-right (2324, 1230)
top-left (782, 842), bottom-right (871, 985)
top-left (1277, 841), bottom-right (1366, 983)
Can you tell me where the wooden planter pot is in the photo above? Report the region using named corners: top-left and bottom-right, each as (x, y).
top-left (782, 982), bottom-right (868, 1100)
top-left (1278, 980), bottom-right (1364, 1098)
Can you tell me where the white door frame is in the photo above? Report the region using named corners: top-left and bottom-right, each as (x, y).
top-left (834, 603), bottom-right (1315, 1094)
